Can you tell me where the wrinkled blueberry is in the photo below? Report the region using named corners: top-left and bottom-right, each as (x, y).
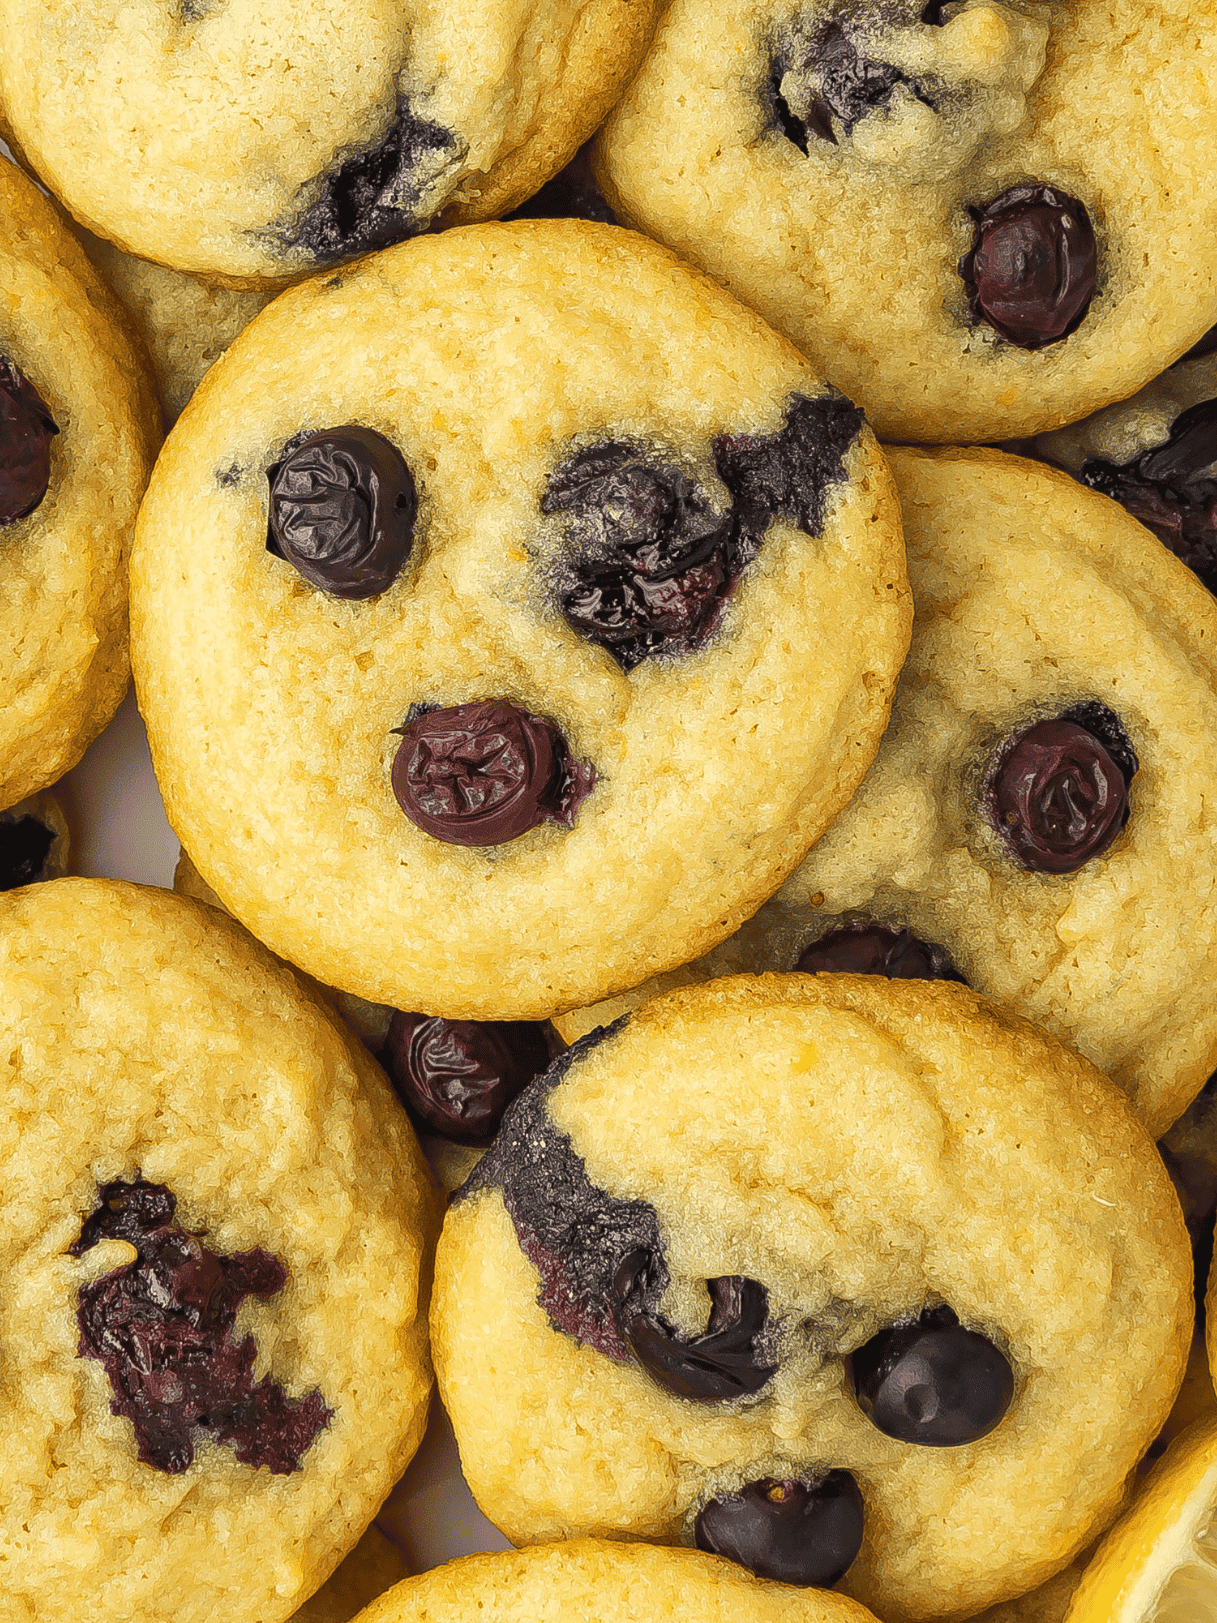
top-left (853, 1304), bottom-right (1014, 1446)
top-left (611, 1248), bottom-right (778, 1401)
top-left (504, 142), bottom-right (617, 225)
top-left (695, 1472), bottom-right (865, 1586)
top-left (960, 185), bottom-right (1096, 348)
top-left (770, 16), bottom-right (935, 150)
top-left (391, 699), bottom-right (595, 846)
top-left (795, 923), bottom-right (965, 982)
top-left (71, 1179), bottom-right (330, 1474)
top-left (0, 815), bottom-right (55, 891)
top-left (266, 426), bottom-right (416, 598)
top-left (1080, 398), bottom-right (1217, 592)
top-left (383, 1012), bottom-right (565, 1145)
top-left (1, 356), bottom-right (58, 526)
top-left (987, 709), bottom-right (1135, 874)
top-left (544, 396), bottom-right (863, 671)
top-left (293, 105), bottom-right (457, 263)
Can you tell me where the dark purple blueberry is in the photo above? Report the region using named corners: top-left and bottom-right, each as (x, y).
top-left (769, 17), bottom-right (936, 151)
top-left (504, 142), bottom-right (617, 225)
top-left (611, 1248), bottom-right (778, 1401)
top-left (1080, 398), bottom-right (1217, 592)
top-left (266, 426), bottom-right (416, 598)
top-left (1, 356), bottom-right (59, 526)
top-left (391, 699), bottom-right (595, 846)
top-left (960, 185), bottom-right (1096, 348)
top-left (544, 396), bottom-right (864, 670)
top-left (987, 712), bottom-right (1134, 874)
top-left (795, 923), bottom-right (965, 982)
top-left (382, 1011), bottom-right (565, 1146)
top-left (71, 1179), bottom-right (330, 1474)
top-left (0, 814), bottom-right (55, 890)
top-left (852, 1304), bottom-right (1013, 1446)
top-left (695, 1472), bottom-right (865, 1587)
top-left (292, 104), bottom-right (457, 263)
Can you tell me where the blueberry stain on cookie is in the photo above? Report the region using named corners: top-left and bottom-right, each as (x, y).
top-left (1079, 398), bottom-right (1217, 592)
top-left (0, 814), bottom-right (55, 890)
top-left (960, 185), bottom-right (1097, 348)
top-left (0, 357), bottom-right (58, 526)
top-left (795, 922), bottom-right (965, 981)
top-left (852, 1304), bottom-right (1014, 1446)
top-left (72, 1179), bottom-right (330, 1474)
top-left (291, 103), bottom-right (459, 264)
top-left (266, 426), bottom-right (416, 598)
top-left (986, 702), bottom-right (1137, 874)
top-left (391, 699), bottom-right (596, 846)
top-left (460, 1023), bottom-right (781, 1397)
top-left (544, 394), bottom-right (864, 670)
top-left (695, 1472), bottom-right (866, 1587)
top-left (770, 11), bottom-right (938, 150)
top-left (382, 1010), bottom-right (565, 1145)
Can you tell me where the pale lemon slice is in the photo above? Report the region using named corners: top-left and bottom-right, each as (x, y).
top-left (1065, 1419), bottom-right (1217, 1623)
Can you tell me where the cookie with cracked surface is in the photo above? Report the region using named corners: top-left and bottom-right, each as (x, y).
top-left (0, 878), bottom-right (437, 1623)
top-left (0, 0), bottom-right (662, 284)
top-left (433, 976), bottom-right (1189, 1621)
top-left (347, 1539), bottom-right (881, 1622)
top-left (559, 448), bottom-right (1217, 1136)
top-left (434, 973), bottom-right (1194, 1623)
top-left (132, 221), bottom-right (909, 1021)
top-left (596, 0), bottom-right (1217, 443)
top-left (0, 154), bottom-right (160, 813)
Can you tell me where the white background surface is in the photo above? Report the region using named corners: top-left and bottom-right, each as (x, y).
top-left (63, 687), bottom-right (513, 1575)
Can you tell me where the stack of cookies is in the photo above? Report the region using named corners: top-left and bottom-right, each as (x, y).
top-left (2, 2), bottom-right (1217, 1620)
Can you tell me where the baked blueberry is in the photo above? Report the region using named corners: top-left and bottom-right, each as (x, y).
top-left (852, 1305), bottom-right (1014, 1446)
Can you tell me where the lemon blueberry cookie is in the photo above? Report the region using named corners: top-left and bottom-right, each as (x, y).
top-left (132, 220), bottom-right (909, 1021)
top-left (0, 0), bottom-right (663, 285)
top-left (0, 878), bottom-right (437, 1623)
top-left (347, 1540), bottom-right (882, 1623)
top-left (434, 977), bottom-right (1190, 1622)
top-left (561, 448), bottom-right (1217, 1136)
top-left (0, 154), bottom-right (160, 813)
top-left (596, 0), bottom-right (1217, 443)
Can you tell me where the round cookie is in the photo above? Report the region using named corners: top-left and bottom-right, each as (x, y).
top-left (0, 154), bottom-right (160, 813)
top-left (0, 0), bottom-right (663, 285)
top-left (131, 220), bottom-right (910, 1021)
top-left (0, 878), bottom-right (437, 1623)
top-left (595, 0), bottom-right (1217, 443)
top-left (433, 976), bottom-right (1191, 1623)
top-left (561, 447), bottom-right (1217, 1135)
top-left (1032, 343), bottom-right (1217, 595)
top-left (348, 1540), bottom-right (882, 1622)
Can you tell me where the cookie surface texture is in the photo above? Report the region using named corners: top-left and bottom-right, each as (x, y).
top-left (0, 0), bottom-right (663, 283)
top-left (0, 154), bottom-right (160, 812)
top-left (0, 878), bottom-right (437, 1623)
top-left (432, 976), bottom-right (1191, 1623)
top-left (563, 448), bottom-right (1217, 1135)
top-left (350, 1539), bottom-right (881, 1622)
top-left (131, 220), bottom-right (909, 1021)
top-left (596, 0), bottom-right (1217, 442)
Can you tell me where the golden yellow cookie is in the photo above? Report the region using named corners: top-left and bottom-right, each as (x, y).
top-left (0, 0), bottom-right (663, 284)
top-left (0, 878), bottom-right (437, 1623)
top-left (562, 448), bottom-right (1217, 1135)
top-left (434, 976), bottom-right (1191, 1622)
top-left (131, 221), bottom-right (909, 1021)
top-left (0, 154), bottom-right (160, 813)
top-left (349, 1540), bottom-right (881, 1623)
top-left (596, 0), bottom-right (1217, 442)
